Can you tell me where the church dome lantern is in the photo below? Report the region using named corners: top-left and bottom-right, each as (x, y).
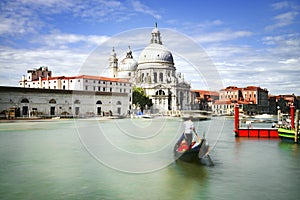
top-left (137, 23), bottom-right (174, 69)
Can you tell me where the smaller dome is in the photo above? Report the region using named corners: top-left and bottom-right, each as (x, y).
top-left (118, 46), bottom-right (137, 71)
top-left (119, 57), bottom-right (138, 71)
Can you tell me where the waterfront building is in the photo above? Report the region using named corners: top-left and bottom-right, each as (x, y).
top-left (269, 94), bottom-right (299, 115)
top-left (212, 86), bottom-right (269, 115)
top-left (109, 24), bottom-right (191, 113)
top-left (191, 90), bottom-right (219, 110)
top-left (0, 86), bottom-right (130, 119)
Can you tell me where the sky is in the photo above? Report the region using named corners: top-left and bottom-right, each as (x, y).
top-left (0, 0), bottom-right (299, 95)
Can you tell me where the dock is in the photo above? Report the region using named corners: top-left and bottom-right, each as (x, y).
top-left (234, 104), bottom-right (279, 138)
top-left (234, 103), bottom-right (299, 143)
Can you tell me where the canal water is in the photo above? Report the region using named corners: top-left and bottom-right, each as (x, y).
top-left (0, 117), bottom-right (299, 200)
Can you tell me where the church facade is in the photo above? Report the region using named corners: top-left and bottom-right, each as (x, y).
top-left (109, 24), bottom-right (191, 113)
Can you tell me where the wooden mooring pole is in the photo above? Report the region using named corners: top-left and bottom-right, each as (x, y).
top-left (295, 110), bottom-right (299, 143)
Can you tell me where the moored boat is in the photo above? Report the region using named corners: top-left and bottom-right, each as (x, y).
top-left (278, 127), bottom-right (300, 142)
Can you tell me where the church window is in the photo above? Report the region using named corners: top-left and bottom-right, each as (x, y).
top-left (156, 90), bottom-right (165, 95)
top-left (154, 72), bottom-right (157, 83)
top-left (159, 73), bottom-right (163, 82)
top-left (142, 73), bottom-right (144, 82)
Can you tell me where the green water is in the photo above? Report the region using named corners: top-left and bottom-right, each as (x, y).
top-left (0, 117), bottom-right (299, 200)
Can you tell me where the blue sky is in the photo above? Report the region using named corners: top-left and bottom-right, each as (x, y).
top-left (0, 0), bottom-right (299, 95)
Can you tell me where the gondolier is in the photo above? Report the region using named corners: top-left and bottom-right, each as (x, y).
top-left (183, 116), bottom-right (200, 148)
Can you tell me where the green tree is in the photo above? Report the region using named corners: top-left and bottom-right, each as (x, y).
top-left (132, 87), bottom-right (153, 114)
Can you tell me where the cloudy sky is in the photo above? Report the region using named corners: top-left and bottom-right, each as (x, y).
top-left (0, 0), bottom-right (299, 95)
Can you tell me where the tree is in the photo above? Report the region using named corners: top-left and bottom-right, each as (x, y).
top-left (132, 87), bottom-right (153, 114)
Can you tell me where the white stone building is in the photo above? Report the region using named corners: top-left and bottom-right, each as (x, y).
top-left (109, 24), bottom-right (191, 113)
top-left (0, 86), bottom-right (130, 118)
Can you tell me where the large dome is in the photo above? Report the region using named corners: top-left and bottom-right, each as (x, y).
top-left (138, 43), bottom-right (174, 65)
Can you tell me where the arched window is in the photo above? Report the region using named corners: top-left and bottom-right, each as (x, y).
top-left (49, 99), bottom-right (56, 104)
top-left (96, 100), bottom-right (102, 104)
top-left (21, 98), bottom-right (29, 103)
top-left (74, 99), bottom-right (80, 104)
top-left (116, 101), bottom-right (122, 105)
top-left (156, 90), bottom-right (165, 95)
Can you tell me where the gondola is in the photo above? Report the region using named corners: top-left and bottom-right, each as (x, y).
top-left (173, 137), bottom-right (213, 166)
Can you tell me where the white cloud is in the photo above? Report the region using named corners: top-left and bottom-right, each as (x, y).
top-left (0, 46), bottom-right (88, 86)
top-left (31, 32), bottom-right (110, 48)
top-left (265, 11), bottom-right (298, 31)
top-left (130, 0), bottom-right (161, 19)
top-left (193, 29), bottom-right (252, 43)
top-left (271, 1), bottom-right (290, 10)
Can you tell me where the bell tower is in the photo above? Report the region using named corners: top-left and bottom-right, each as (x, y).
top-left (109, 47), bottom-right (118, 77)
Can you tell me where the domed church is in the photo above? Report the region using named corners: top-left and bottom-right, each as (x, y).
top-left (109, 23), bottom-right (191, 113)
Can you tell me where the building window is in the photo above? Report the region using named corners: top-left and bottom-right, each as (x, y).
top-left (98, 87), bottom-right (101, 91)
top-left (159, 73), bottom-right (163, 82)
top-left (103, 88), bottom-right (105, 92)
top-left (85, 80), bottom-right (88, 83)
top-left (85, 86), bottom-right (88, 90)
top-left (154, 72), bottom-right (157, 83)
top-left (110, 82), bottom-right (112, 85)
top-left (120, 89), bottom-right (122, 92)
top-left (21, 98), bottom-right (29, 103)
top-left (49, 99), bottom-right (56, 104)
top-left (110, 88), bottom-right (112, 92)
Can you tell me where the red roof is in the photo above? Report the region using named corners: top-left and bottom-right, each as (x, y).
top-left (37, 75), bottom-right (129, 83)
top-left (213, 100), bottom-right (232, 105)
top-left (192, 90), bottom-right (219, 96)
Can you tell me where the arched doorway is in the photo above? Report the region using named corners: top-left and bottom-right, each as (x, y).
top-left (20, 98), bottom-right (29, 116)
top-left (96, 100), bottom-right (102, 115)
top-left (49, 99), bottom-right (56, 115)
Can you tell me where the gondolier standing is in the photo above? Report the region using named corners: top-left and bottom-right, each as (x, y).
top-left (183, 116), bottom-right (200, 148)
